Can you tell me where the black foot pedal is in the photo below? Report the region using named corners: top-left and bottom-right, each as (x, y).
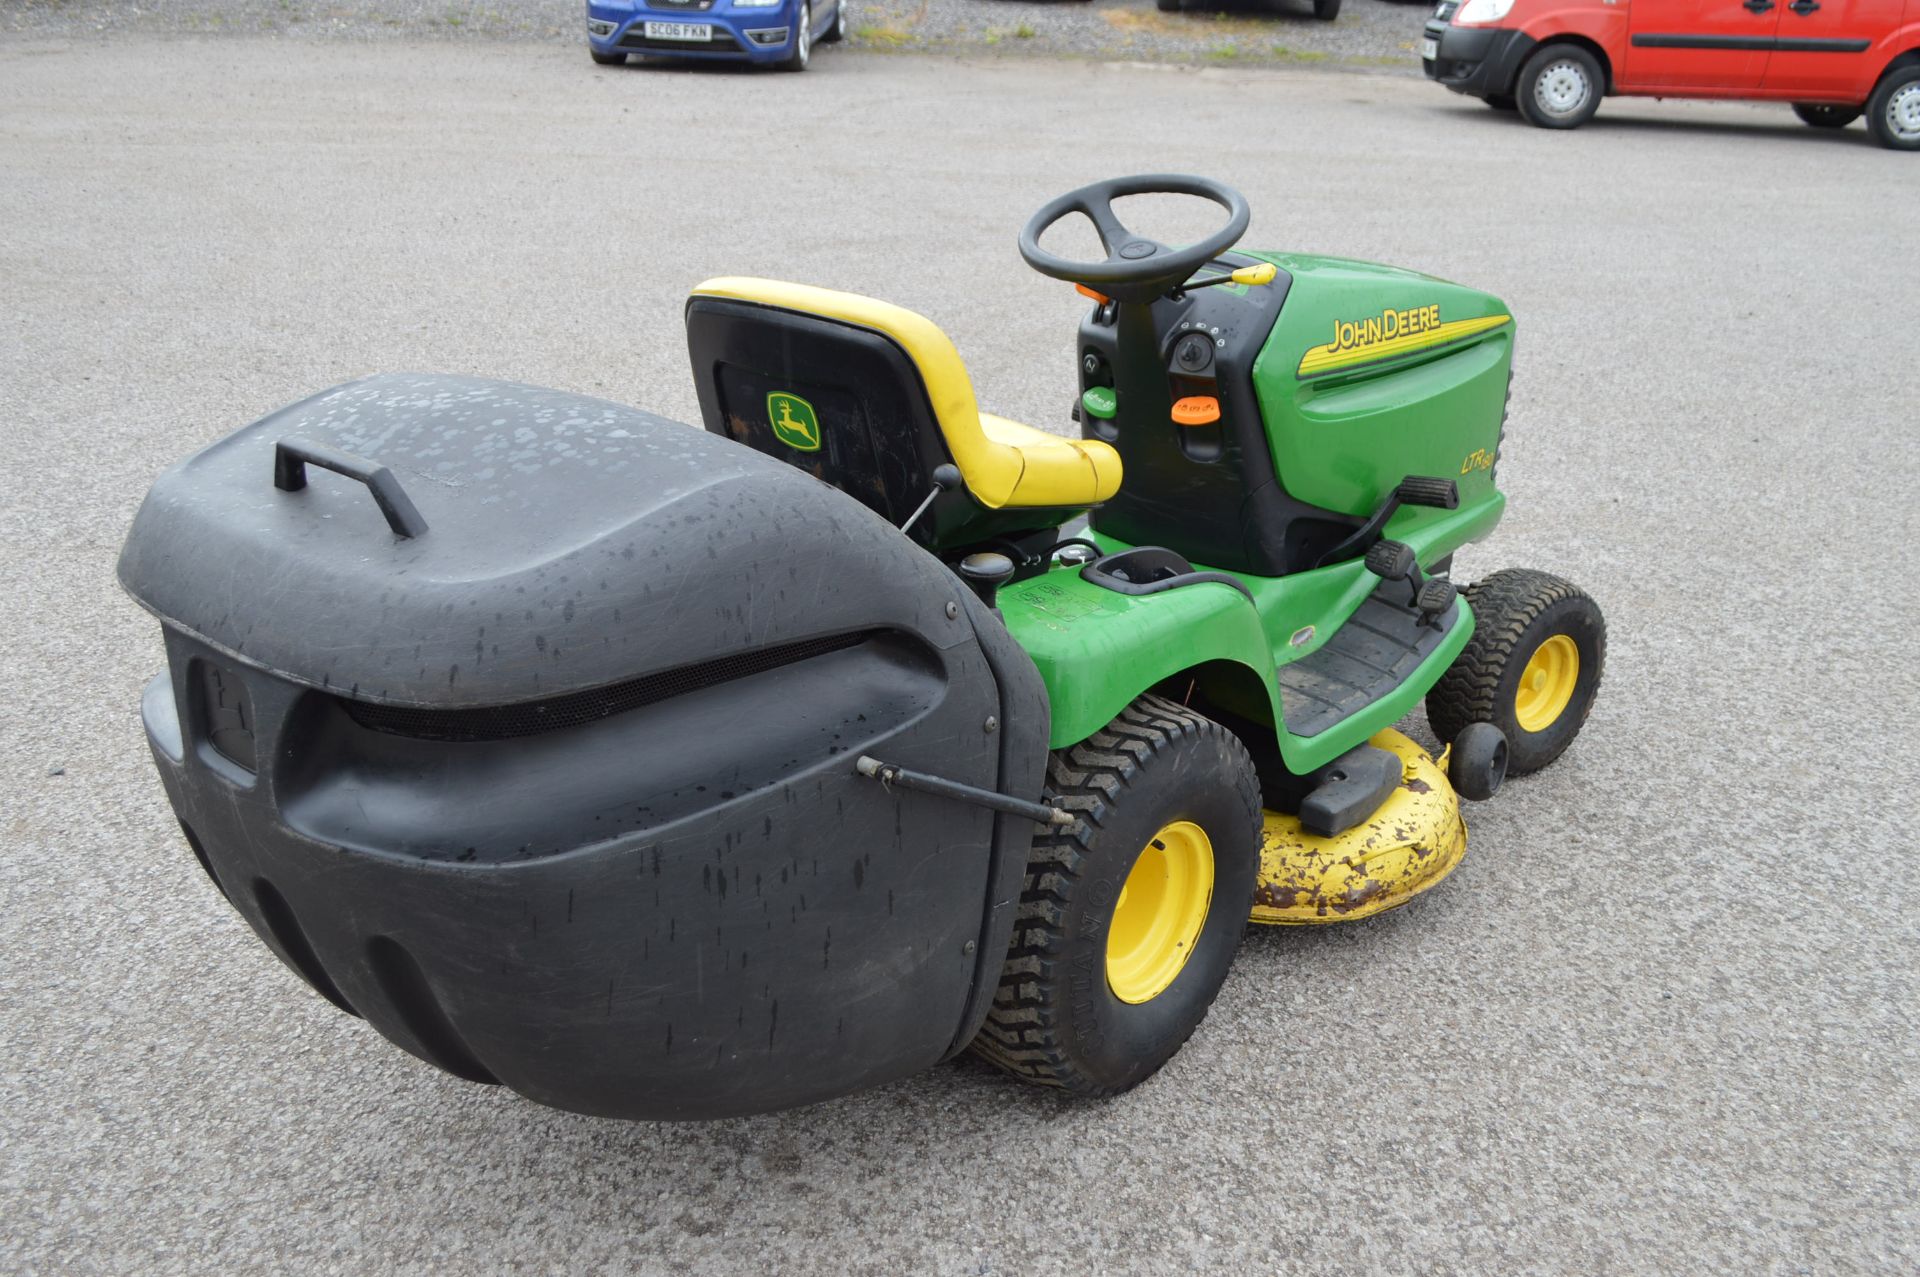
top-left (1298, 744), bottom-right (1403, 838)
top-left (1396, 476), bottom-right (1460, 509)
top-left (1416, 578), bottom-right (1457, 627)
top-left (1365, 539), bottom-right (1416, 581)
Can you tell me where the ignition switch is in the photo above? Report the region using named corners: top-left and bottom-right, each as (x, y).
top-left (1172, 332), bottom-right (1215, 374)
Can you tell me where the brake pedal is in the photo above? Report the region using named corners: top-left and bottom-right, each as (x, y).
top-left (1365, 539), bottom-right (1416, 581)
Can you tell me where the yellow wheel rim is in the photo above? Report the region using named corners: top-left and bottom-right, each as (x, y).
top-left (1514, 633), bottom-right (1580, 733)
top-left (1106, 820), bottom-right (1215, 1005)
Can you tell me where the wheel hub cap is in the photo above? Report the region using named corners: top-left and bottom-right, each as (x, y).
top-left (1106, 820), bottom-right (1214, 1004)
top-left (1514, 634), bottom-right (1580, 733)
top-left (1537, 63), bottom-right (1590, 116)
top-left (1890, 84), bottom-right (1920, 141)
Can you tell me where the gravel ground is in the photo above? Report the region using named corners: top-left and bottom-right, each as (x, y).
top-left (4, 36), bottom-right (1918, 1277)
top-left (1, 0), bottom-right (1434, 68)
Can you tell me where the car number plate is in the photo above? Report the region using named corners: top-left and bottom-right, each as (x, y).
top-left (1420, 37), bottom-right (1439, 60)
top-left (645, 21), bottom-right (711, 40)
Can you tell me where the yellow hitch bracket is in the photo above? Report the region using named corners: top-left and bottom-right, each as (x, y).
top-left (1249, 729), bottom-right (1468, 926)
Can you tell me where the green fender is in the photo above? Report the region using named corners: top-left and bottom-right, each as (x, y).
top-left (999, 569), bottom-right (1275, 752)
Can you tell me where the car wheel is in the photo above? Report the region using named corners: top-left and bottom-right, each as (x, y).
top-left (1516, 43), bottom-right (1604, 130)
top-left (589, 49), bottom-right (627, 66)
top-left (1792, 102), bottom-right (1860, 128)
top-left (1866, 64), bottom-right (1920, 150)
top-left (820, 0), bottom-right (846, 41)
top-left (1313, 0), bottom-right (1342, 17)
top-left (1482, 93), bottom-right (1517, 111)
top-left (779, 1), bottom-right (812, 70)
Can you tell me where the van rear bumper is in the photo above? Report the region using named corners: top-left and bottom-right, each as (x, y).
top-left (1423, 22), bottom-right (1536, 99)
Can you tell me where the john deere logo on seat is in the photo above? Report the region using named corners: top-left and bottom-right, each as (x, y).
top-left (767, 393), bottom-right (821, 452)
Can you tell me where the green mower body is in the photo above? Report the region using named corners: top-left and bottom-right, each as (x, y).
top-left (1002, 249), bottom-right (1514, 771)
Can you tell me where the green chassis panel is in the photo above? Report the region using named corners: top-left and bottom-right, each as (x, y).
top-left (998, 494), bottom-right (1502, 774)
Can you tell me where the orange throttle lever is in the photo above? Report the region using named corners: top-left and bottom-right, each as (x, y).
top-left (1171, 396), bottom-right (1221, 427)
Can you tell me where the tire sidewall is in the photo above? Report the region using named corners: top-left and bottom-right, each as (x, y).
top-left (1048, 730), bottom-right (1257, 1092)
top-left (1868, 66), bottom-right (1920, 150)
top-left (1487, 594), bottom-right (1604, 774)
top-left (1518, 45), bottom-right (1603, 129)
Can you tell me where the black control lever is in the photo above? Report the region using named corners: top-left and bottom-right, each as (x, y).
top-left (900, 463), bottom-right (963, 538)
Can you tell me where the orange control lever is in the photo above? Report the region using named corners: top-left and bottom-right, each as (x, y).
top-left (1171, 396), bottom-right (1221, 427)
top-left (1075, 283), bottom-right (1111, 304)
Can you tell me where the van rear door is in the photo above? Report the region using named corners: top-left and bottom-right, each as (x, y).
top-left (1624, 0), bottom-right (1783, 88)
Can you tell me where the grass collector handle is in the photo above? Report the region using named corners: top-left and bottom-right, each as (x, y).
top-left (272, 437), bottom-right (428, 539)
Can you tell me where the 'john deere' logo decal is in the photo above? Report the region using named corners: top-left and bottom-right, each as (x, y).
top-left (1298, 306), bottom-right (1511, 378)
top-left (767, 392), bottom-right (821, 452)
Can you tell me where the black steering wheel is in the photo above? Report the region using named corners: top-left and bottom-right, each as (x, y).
top-left (1018, 174), bottom-right (1251, 304)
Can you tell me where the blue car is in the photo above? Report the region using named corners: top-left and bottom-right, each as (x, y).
top-left (587, 0), bottom-right (846, 70)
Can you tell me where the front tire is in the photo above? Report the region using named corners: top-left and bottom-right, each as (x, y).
top-left (1792, 102), bottom-right (1860, 129)
top-left (1313, 0), bottom-right (1342, 19)
top-left (1516, 43), bottom-right (1604, 130)
top-left (1866, 64), bottom-right (1920, 150)
top-left (589, 49), bottom-right (627, 66)
top-left (1426, 569), bottom-right (1605, 776)
top-left (1482, 93), bottom-right (1517, 111)
top-left (971, 694), bottom-right (1261, 1097)
top-left (819, 0), bottom-right (846, 42)
top-left (779, 0), bottom-right (812, 70)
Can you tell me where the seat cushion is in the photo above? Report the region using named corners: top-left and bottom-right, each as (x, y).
top-left (978, 413), bottom-right (1121, 508)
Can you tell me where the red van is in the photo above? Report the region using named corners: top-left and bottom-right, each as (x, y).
top-left (1423, 0), bottom-right (1920, 149)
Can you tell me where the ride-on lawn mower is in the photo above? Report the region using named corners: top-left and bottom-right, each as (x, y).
top-left (119, 176), bottom-right (1604, 1119)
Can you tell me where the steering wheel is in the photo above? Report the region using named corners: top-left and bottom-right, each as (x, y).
top-left (1018, 174), bottom-right (1251, 304)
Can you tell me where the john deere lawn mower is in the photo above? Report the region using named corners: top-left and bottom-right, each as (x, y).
top-left (118, 175), bottom-right (1604, 1119)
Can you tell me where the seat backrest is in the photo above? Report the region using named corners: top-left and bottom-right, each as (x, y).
top-left (685, 278), bottom-right (1067, 553)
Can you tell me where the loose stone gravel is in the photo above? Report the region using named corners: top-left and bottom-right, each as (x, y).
top-left (2, 0), bottom-right (1437, 71)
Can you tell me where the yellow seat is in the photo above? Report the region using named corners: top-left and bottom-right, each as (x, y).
top-left (690, 277), bottom-right (1122, 510)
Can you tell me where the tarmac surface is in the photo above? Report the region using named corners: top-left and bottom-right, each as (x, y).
top-left (3, 37), bottom-right (1916, 1276)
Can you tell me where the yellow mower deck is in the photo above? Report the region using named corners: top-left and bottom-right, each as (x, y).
top-left (1250, 729), bottom-right (1467, 926)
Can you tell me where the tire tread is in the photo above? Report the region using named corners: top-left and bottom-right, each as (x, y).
top-left (970, 694), bottom-right (1258, 1095)
top-left (1427, 568), bottom-right (1604, 774)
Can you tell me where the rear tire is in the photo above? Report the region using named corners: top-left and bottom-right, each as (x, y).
top-left (971, 694), bottom-right (1261, 1097)
top-left (1426, 569), bottom-right (1605, 776)
top-left (1792, 102), bottom-right (1860, 128)
top-left (820, 0), bottom-right (846, 42)
top-left (589, 49), bottom-right (627, 66)
top-left (1313, 0), bottom-right (1342, 18)
top-left (1866, 64), bottom-right (1920, 150)
top-left (1516, 43), bottom-right (1603, 130)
